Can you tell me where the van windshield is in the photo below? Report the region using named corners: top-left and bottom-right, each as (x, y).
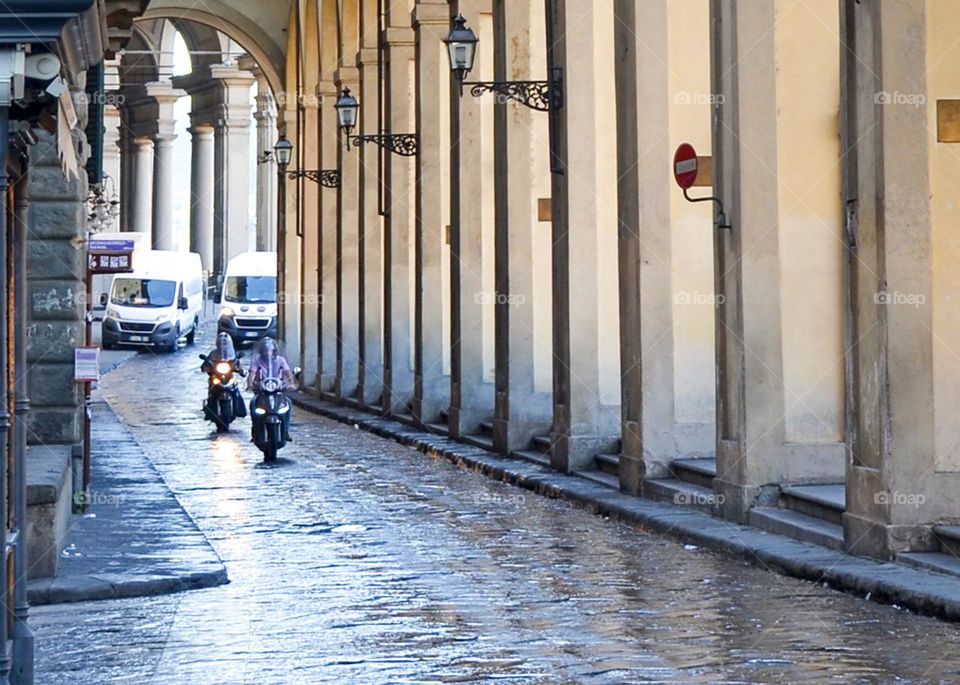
top-left (223, 276), bottom-right (276, 304)
top-left (111, 278), bottom-right (177, 308)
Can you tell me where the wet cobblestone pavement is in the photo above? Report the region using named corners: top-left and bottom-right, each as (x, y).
top-left (31, 343), bottom-right (960, 683)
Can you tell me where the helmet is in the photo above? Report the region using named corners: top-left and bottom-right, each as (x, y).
top-left (216, 332), bottom-right (236, 360)
top-left (259, 336), bottom-right (279, 358)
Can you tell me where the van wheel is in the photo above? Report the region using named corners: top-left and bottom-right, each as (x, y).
top-left (167, 325), bottom-right (180, 353)
top-left (186, 321), bottom-right (197, 345)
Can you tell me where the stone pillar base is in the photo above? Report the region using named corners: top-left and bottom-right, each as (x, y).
top-left (714, 478), bottom-right (778, 525)
top-left (843, 513), bottom-right (932, 560)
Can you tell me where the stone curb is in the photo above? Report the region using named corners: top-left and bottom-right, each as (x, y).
top-left (28, 568), bottom-right (229, 606)
top-left (292, 392), bottom-right (960, 622)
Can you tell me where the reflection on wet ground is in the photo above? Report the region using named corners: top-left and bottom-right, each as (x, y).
top-left (32, 344), bottom-right (960, 684)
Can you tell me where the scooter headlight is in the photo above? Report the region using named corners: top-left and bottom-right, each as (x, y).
top-left (215, 362), bottom-right (232, 375)
top-left (211, 377), bottom-right (221, 385)
top-left (254, 407), bottom-right (266, 415)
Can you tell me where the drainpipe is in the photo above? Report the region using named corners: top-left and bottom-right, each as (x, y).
top-left (0, 93), bottom-right (12, 685)
top-left (11, 168), bottom-right (32, 685)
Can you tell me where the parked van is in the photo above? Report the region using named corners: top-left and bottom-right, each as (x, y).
top-left (101, 250), bottom-right (204, 352)
top-left (218, 251), bottom-right (278, 346)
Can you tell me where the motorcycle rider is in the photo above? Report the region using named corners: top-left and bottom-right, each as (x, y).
top-left (247, 337), bottom-right (297, 441)
top-left (202, 332), bottom-right (246, 418)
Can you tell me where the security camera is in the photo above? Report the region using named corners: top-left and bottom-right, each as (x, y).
top-left (24, 53), bottom-right (60, 81)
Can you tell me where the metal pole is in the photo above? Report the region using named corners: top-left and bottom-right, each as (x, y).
top-left (11, 166), bottom-right (32, 685)
top-left (277, 168), bottom-right (286, 338)
top-left (0, 102), bottom-right (14, 685)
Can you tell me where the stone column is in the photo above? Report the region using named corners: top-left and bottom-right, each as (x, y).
top-left (413, 1), bottom-right (452, 425)
top-left (146, 82), bottom-right (184, 251)
top-left (318, 81), bottom-right (340, 394)
top-left (150, 133), bottom-right (176, 250)
top-left (189, 124), bottom-right (215, 273)
top-left (449, 0), bottom-right (494, 438)
top-left (382, 28), bottom-right (417, 416)
top-left (357, 47), bottom-right (384, 408)
top-left (299, 94), bottom-right (321, 386)
top-left (210, 64), bottom-right (255, 280)
top-left (130, 137), bottom-right (153, 236)
top-left (491, 0), bottom-right (552, 454)
top-left (254, 87), bottom-right (278, 252)
top-left (840, 0), bottom-right (960, 558)
top-left (336, 70), bottom-right (362, 402)
top-left (548, 0), bottom-right (620, 471)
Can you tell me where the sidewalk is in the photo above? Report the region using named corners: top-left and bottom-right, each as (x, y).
top-left (27, 396), bottom-right (228, 605)
top-left (291, 392), bottom-right (960, 622)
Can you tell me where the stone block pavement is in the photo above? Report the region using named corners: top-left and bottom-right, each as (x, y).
top-left (27, 394), bottom-right (227, 605)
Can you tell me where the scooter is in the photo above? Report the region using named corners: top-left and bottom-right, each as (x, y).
top-left (199, 354), bottom-right (246, 432)
top-left (252, 377), bottom-right (293, 464)
top-left (250, 369), bottom-right (299, 463)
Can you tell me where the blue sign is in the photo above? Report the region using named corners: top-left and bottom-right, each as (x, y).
top-left (89, 239), bottom-right (135, 252)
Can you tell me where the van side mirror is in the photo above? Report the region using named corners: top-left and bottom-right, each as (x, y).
top-left (98, 293), bottom-right (108, 307)
top-left (178, 296), bottom-right (188, 310)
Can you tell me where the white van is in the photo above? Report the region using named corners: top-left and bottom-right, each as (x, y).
top-left (217, 251), bottom-right (277, 345)
top-left (101, 250), bottom-right (204, 352)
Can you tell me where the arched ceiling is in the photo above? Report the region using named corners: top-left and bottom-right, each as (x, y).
top-left (140, 0), bottom-right (291, 95)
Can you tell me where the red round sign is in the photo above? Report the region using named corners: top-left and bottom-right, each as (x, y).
top-left (673, 143), bottom-right (699, 190)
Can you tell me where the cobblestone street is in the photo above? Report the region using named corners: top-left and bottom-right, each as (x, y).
top-left (30, 347), bottom-right (960, 684)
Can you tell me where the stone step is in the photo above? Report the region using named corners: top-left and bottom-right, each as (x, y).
top-left (644, 478), bottom-right (719, 514)
top-left (671, 458), bottom-right (716, 490)
top-left (512, 450), bottom-right (550, 468)
top-left (439, 408), bottom-right (449, 424)
top-left (532, 435), bottom-right (553, 455)
top-left (478, 420), bottom-right (494, 437)
top-left (424, 422), bottom-right (449, 436)
top-left (933, 525), bottom-right (960, 558)
top-left (898, 552), bottom-right (960, 579)
top-left (595, 453), bottom-right (619, 477)
top-left (393, 411), bottom-right (415, 426)
top-left (576, 469), bottom-right (619, 490)
top-left (749, 507), bottom-right (844, 550)
top-left (462, 433), bottom-right (494, 452)
top-left (780, 484), bottom-right (846, 525)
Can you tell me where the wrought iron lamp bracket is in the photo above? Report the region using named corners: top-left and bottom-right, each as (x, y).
top-left (465, 67), bottom-right (564, 112)
top-left (349, 133), bottom-right (418, 157)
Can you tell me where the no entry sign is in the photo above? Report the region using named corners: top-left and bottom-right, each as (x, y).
top-left (673, 143), bottom-right (699, 190)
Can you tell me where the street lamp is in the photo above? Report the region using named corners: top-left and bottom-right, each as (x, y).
top-left (443, 14), bottom-right (478, 93)
top-left (274, 133), bottom-right (294, 170)
top-left (444, 14), bottom-right (564, 173)
top-left (336, 88), bottom-right (418, 157)
top-left (335, 88), bottom-right (359, 147)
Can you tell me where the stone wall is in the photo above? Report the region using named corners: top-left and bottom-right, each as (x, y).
top-left (25, 129), bottom-right (88, 448)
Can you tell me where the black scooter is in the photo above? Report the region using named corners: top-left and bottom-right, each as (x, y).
top-left (200, 354), bottom-right (246, 432)
top-left (250, 370), bottom-right (298, 462)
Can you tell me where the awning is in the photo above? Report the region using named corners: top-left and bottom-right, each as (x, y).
top-left (0, 1), bottom-right (97, 41)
